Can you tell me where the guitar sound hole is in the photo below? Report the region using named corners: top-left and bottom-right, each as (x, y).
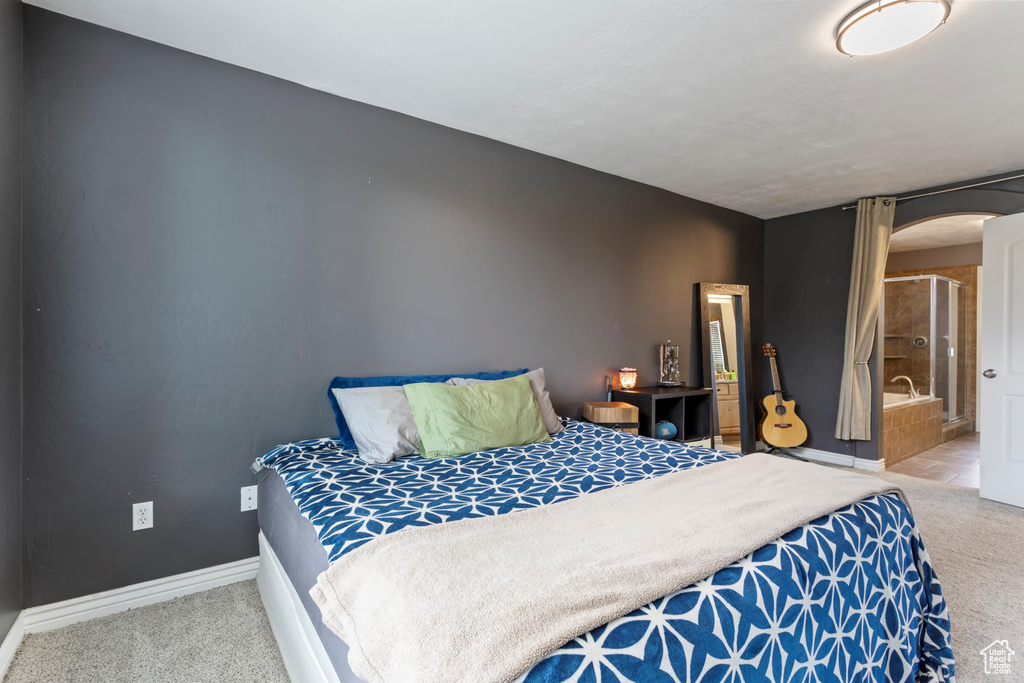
top-left (774, 405), bottom-right (787, 416)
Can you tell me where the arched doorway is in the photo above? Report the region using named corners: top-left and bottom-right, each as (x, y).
top-left (878, 212), bottom-right (994, 485)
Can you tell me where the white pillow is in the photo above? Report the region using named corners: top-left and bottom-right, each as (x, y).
top-left (447, 368), bottom-right (564, 435)
top-left (331, 386), bottom-right (420, 464)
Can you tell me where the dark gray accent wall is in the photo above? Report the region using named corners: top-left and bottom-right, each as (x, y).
top-left (0, 0), bottom-right (22, 642)
top-left (762, 205), bottom-right (865, 456)
top-left (22, 8), bottom-right (763, 606)
top-left (886, 243), bottom-right (983, 272)
top-left (764, 171), bottom-right (1024, 458)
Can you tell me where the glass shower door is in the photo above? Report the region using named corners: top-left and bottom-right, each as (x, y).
top-left (949, 281), bottom-right (968, 422)
top-left (934, 278), bottom-right (968, 423)
top-left (934, 279), bottom-right (951, 420)
top-left (883, 274), bottom-right (968, 425)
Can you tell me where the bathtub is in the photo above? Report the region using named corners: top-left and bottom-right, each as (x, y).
top-left (882, 395), bottom-right (944, 466)
top-left (883, 391), bottom-right (929, 407)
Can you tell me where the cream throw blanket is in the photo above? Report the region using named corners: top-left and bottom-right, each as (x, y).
top-left (311, 453), bottom-right (904, 683)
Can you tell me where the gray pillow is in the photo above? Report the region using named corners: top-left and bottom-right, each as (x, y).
top-left (447, 367), bottom-right (563, 435)
top-left (331, 386), bottom-right (420, 464)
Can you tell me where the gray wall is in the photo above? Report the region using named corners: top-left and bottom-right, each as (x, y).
top-left (885, 242), bottom-right (983, 272)
top-left (764, 171), bottom-right (1024, 458)
top-left (0, 0), bottom-right (22, 642)
top-left (762, 206), bottom-right (861, 456)
top-left (22, 8), bottom-right (763, 606)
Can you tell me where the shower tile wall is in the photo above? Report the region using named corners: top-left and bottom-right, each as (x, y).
top-left (884, 279), bottom-right (932, 396)
top-left (885, 264), bottom-right (979, 439)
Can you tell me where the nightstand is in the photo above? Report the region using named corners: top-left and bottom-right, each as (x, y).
top-left (611, 386), bottom-right (715, 447)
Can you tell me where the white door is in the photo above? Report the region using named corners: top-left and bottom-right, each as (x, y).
top-left (980, 213), bottom-right (1024, 507)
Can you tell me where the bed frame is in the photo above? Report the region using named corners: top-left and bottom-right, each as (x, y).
top-left (257, 532), bottom-right (343, 683)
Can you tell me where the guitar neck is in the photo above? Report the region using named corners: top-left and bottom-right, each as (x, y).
top-left (769, 356), bottom-right (783, 403)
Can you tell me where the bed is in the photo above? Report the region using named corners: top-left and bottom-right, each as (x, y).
top-left (254, 418), bottom-right (955, 683)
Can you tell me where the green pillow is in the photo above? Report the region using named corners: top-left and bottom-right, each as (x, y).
top-left (404, 374), bottom-right (550, 459)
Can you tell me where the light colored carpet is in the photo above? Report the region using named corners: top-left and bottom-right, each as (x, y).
top-left (872, 471), bottom-right (1024, 681)
top-left (4, 474), bottom-right (1021, 682)
top-left (4, 580), bottom-right (288, 683)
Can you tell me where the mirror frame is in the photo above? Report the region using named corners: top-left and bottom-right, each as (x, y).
top-left (699, 283), bottom-right (756, 453)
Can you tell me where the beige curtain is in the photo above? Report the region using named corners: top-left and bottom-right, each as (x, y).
top-left (835, 197), bottom-right (895, 441)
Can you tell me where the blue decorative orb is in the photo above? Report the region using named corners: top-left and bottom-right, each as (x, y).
top-left (655, 421), bottom-right (677, 440)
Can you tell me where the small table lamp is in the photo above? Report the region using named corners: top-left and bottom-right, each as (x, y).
top-left (619, 367), bottom-right (638, 390)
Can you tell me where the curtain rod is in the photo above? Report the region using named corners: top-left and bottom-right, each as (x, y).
top-left (840, 172), bottom-right (1024, 210)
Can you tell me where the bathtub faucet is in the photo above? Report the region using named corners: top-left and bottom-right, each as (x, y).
top-left (889, 376), bottom-right (920, 399)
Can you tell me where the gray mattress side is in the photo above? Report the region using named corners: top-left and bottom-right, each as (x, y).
top-left (257, 467), bottom-right (363, 682)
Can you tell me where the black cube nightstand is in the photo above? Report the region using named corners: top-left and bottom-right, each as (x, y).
top-left (611, 386), bottom-right (715, 447)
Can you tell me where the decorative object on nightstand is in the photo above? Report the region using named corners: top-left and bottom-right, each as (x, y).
top-left (582, 402), bottom-right (640, 434)
top-left (618, 367), bottom-right (637, 389)
top-left (658, 341), bottom-right (682, 387)
top-left (612, 386), bottom-right (714, 446)
top-left (655, 420), bottom-right (678, 440)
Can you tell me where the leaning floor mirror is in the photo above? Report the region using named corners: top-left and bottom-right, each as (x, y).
top-left (699, 283), bottom-right (756, 453)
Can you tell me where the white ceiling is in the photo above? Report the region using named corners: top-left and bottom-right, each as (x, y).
top-left (25, 0), bottom-right (1024, 218)
top-left (890, 213), bottom-right (993, 252)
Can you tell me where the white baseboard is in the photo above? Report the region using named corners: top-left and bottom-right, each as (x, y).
top-left (21, 556), bottom-right (259, 635)
top-left (257, 532), bottom-right (341, 683)
top-left (787, 446), bottom-right (886, 472)
top-left (0, 613), bottom-right (25, 680)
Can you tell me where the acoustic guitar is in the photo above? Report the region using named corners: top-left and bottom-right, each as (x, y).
top-left (760, 344), bottom-right (808, 449)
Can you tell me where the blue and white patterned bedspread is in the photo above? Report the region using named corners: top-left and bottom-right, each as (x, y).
top-left (256, 419), bottom-right (955, 682)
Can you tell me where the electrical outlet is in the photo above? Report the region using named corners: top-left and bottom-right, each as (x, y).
top-left (133, 501), bottom-right (153, 531)
top-left (241, 486), bottom-right (258, 512)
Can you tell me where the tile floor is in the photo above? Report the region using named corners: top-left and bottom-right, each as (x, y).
top-left (886, 432), bottom-right (980, 487)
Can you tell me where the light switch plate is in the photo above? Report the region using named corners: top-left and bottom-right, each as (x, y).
top-left (241, 485), bottom-right (258, 512)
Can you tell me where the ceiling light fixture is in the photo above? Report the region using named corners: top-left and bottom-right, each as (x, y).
top-left (836, 0), bottom-right (950, 56)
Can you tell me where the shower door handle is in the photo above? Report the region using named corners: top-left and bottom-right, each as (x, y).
top-left (983, 369), bottom-right (998, 379)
